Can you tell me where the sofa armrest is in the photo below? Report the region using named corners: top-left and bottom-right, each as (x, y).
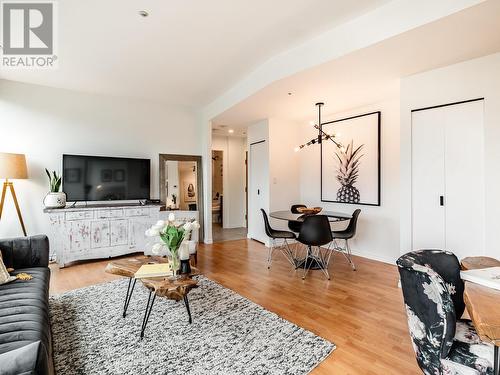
top-left (0, 235), bottom-right (49, 269)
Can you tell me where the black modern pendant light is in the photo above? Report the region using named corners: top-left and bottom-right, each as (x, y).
top-left (295, 102), bottom-right (343, 152)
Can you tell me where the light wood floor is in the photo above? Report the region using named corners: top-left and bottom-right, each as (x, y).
top-left (49, 239), bottom-right (420, 374)
top-left (212, 223), bottom-right (248, 243)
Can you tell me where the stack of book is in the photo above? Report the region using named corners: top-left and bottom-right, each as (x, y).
top-left (134, 263), bottom-right (173, 278)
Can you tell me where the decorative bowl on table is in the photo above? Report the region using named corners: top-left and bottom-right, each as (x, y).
top-left (296, 207), bottom-right (322, 215)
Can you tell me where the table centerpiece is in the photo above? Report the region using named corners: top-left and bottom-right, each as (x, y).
top-left (145, 213), bottom-right (200, 278)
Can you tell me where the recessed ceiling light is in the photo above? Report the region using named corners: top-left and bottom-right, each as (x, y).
top-left (228, 129), bottom-right (234, 134)
top-left (139, 10), bottom-right (149, 17)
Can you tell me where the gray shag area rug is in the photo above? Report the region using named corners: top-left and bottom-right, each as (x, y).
top-left (49, 277), bottom-right (335, 374)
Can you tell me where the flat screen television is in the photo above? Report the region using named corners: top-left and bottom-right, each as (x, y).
top-left (62, 154), bottom-right (150, 202)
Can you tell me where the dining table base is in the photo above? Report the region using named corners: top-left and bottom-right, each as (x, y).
top-left (295, 256), bottom-right (323, 270)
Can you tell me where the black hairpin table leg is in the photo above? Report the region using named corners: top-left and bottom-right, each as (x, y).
top-left (140, 291), bottom-right (157, 339)
top-left (184, 295), bottom-right (192, 324)
top-left (494, 345), bottom-right (499, 375)
top-left (123, 278), bottom-right (137, 318)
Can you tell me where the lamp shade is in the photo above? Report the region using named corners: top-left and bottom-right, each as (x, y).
top-left (0, 153), bottom-right (28, 179)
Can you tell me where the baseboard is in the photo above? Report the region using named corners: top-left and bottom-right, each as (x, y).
top-left (349, 249), bottom-right (395, 265)
top-left (204, 236), bottom-right (395, 264)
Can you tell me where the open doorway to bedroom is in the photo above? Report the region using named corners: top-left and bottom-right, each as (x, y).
top-left (211, 125), bottom-right (248, 242)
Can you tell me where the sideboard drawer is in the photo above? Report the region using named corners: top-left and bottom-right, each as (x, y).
top-left (65, 211), bottom-right (94, 221)
top-left (95, 209), bottom-right (124, 219)
top-left (109, 209), bottom-right (124, 218)
top-left (124, 208), bottom-right (149, 217)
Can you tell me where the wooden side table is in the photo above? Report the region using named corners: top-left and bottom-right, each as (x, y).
top-left (105, 256), bottom-right (168, 318)
top-left (461, 256), bottom-right (500, 375)
top-left (140, 270), bottom-right (200, 339)
top-left (461, 256), bottom-right (500, 271)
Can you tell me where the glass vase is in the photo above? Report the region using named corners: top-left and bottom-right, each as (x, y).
top-left (169, 251), bottom-right (181, 279)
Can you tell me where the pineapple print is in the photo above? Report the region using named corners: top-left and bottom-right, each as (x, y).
top-left (335, 140), bottom-right (364, 203)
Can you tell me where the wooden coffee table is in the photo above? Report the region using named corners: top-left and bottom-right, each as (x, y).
top-left (105, 256), bottom-right (200, 338)
top-left (105, 256), bottom-right (168, 318)
top-left (140, 271), bottom-right (199, 338)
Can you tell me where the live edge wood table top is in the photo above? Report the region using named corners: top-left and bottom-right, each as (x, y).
top-left (104, 255), bottom-right (169, 278)
top-left (105, 255), bottom-right (200, 300)
top-left (461, 256), bottom-right (500, 346)
top-left (141, 271), bottom-right (200, 301)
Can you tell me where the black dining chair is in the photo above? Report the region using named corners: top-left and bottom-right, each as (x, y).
top-left (297, 215), bottom-right (334, 280)
top-left (260, 209), bottom-right (296, 269)
top-left (288, 204), bottom-right (306, 234)
top-left (331, 209), bottom-right (360, 271)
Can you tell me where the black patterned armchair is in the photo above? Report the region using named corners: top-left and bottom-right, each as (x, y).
top-left (397, 250), bottom-right (493, 375)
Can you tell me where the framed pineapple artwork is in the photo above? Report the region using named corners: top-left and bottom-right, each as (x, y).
top-left (321, 111), bottom-right (380, 206)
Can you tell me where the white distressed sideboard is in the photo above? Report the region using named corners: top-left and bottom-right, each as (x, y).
top-left (44, 204), bottom-right (162, 267)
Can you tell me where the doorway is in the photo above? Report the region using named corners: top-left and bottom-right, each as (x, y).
top-left (211, 127), bottom-right (248, 243)
top-left (159, 154), bottom-right (204, 240)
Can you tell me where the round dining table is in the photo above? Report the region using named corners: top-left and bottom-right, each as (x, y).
top-left (269, 210), bottom-right (352, 271)
top-left (269, 210), bottom-right (351, 222)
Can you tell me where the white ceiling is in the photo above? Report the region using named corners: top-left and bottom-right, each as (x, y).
top-left (212, 124), bottom-right (247, 138)
top-left (212, 0), bottom-right (500, 126)
top-left (0, 0), bottom-right (390, 107)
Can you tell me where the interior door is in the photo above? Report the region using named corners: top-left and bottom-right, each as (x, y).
top-left (412, 108), bottom-right (446, 250)
top-left (443, 100), bottom-right (484, 259)
top-left (412, 99), bottom-right (484, 258)
top-left (248, 141), bottom-right (268, 243)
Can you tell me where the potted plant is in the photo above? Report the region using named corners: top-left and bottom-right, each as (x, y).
top-left (43, 169), bottom-right (66, 208)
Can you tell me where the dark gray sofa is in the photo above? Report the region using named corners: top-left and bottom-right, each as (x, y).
top-left (0, 235), bottom-right (53, 375)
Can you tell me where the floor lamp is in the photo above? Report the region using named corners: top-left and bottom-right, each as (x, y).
top-left (0, 153), bottom-right (28, 236)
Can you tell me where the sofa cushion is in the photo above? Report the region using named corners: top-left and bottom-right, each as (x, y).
top-left (0, 267), bottom-right (51, 366)
top-left (0, 340), bottom-right (47, 375)
top-left (0, 253), bottom-right (16, 285)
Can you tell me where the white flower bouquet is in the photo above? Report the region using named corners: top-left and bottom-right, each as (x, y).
top-left (146, 213), bottom-right (200, 275)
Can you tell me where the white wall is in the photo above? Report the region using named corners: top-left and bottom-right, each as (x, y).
top-left (400, 52), bottom-right (500, 258)
top-left (211, 135), bottom-right (246, 228)
top-left (299, 98), bottom-right (401, 264)
top-left (0, 80), bottom-right (200, 239)
top-left (268, 118), bottom-right (301, 231)
top-left (246, 120), bottom-right (270, 244)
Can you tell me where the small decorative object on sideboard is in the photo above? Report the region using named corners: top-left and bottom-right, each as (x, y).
top-left (43, 169), bottom-right (66, 208)
top-left (146, 213), bottom-right (200, 279)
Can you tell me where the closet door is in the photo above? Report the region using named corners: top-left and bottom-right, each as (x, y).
top-left (444, 100), bottom-right (484, 260)
top-left (248, 140), bottom-right (268, 244)
top-left (411, 99), bottom-right (484, 258)
top-left (412, 108), bottom-right (446, 250)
